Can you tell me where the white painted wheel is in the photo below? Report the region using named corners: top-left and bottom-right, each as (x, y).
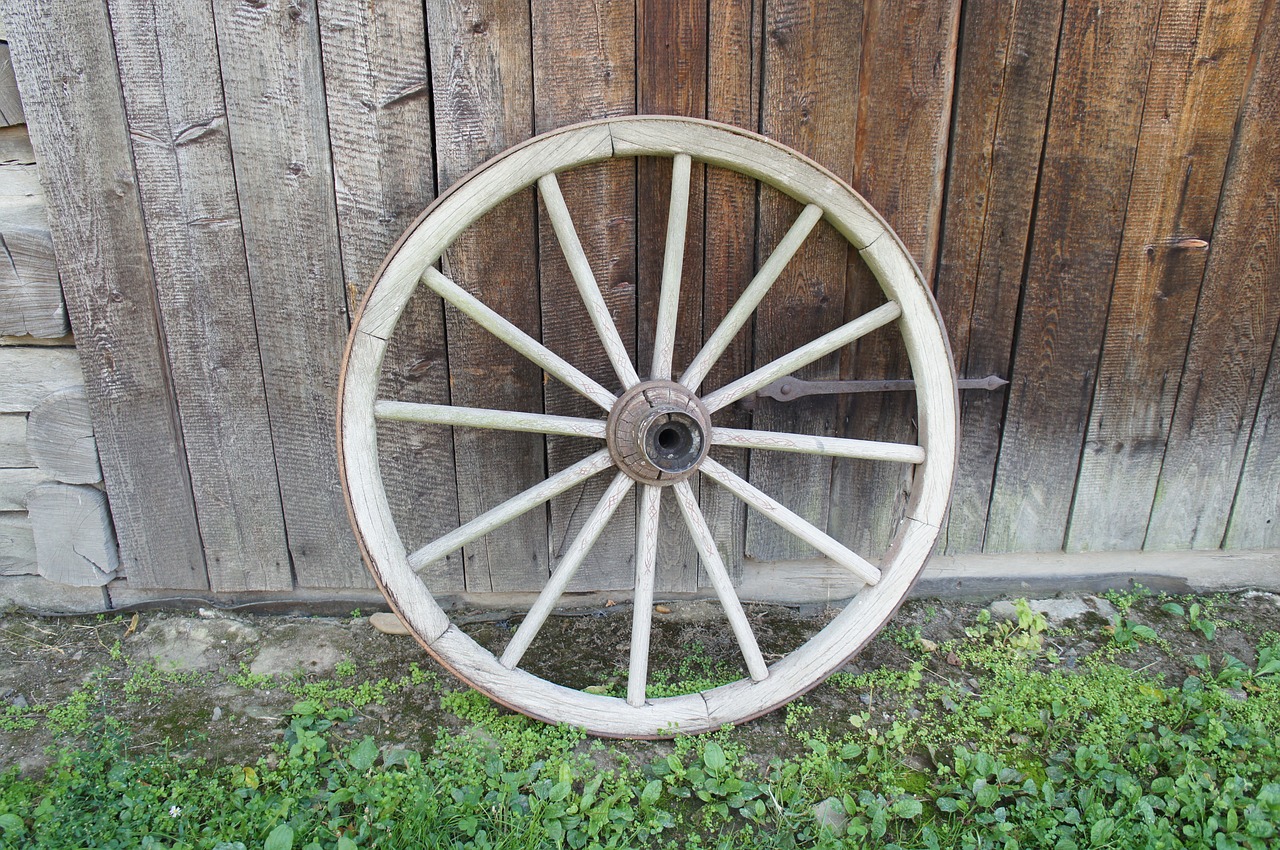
top-left (338, 116), bottom-right (957, 737)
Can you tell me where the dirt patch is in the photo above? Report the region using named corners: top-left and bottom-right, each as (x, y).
top-left (1, 588), bottom-right (1277, 774)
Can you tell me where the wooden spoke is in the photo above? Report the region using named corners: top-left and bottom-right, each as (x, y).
top-left (407, 449), bottom-right (614, 570)
top-left (711, 426), bottom-right (924, 464)
top-left (701, 301), bottom-right (902, 413)
top-left (627, 485), bottom-right (662, 706)
top-left (500, 471), bottom-right (635, 669)
top-left (699, 457), bottom-right (881, 585)
top-left (421, 267), bottom-right (617, 412)
top-left (538, 173), bottom-right (641, 390)
top-left (651, 153), bottom-right (692, 381)
top-left (672, 481), bottom-right (768, 681)
top-left (680, 203), bottom-right (824, 393)
top-left (375, 400), bottom-right (606, 440)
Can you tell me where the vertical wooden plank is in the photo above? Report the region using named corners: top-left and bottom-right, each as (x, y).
top-left (317, 0), bottom-right (462, 592)
top-left (211, 0), bottom-right (363, 586)
top-left (1226, 329), bottom-right (1280, 549)
top-left (932, 0), bottom-right (1064, 554)
top-left (746, 0), bottom-right (862, 562)
top-left (1153, 5), bottom-right (1280, 550)
top-left (828, 0), bottom-right (962, 559)
top-left (4, 0), bottom-right (207, 588)
top-left (0, 42), bottom-right (24, 127)
top-left (107, 0), bottom-right (293, 592)
top-left (701, 0), bottom-right (762, 581)
top-left (985, 0), bottom-right (1161, 553)
top-left (637, 0), bottom-right (707, 591)
top-left (1067, 0), bottom-right (1266, 552)
top-left (531, 0), bottom-right (637, 591)
top-left (425, 0), bottom-right (546, 592)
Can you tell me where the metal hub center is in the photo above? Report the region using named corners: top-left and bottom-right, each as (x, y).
top-left (606, 380), bottom-right (711, 485)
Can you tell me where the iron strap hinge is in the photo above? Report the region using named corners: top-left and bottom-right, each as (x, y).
top-left (753, 373), bottom-right (1008, 402)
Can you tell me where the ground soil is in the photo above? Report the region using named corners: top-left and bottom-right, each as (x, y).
top-left (1, 588), bottom-right (1277, 776)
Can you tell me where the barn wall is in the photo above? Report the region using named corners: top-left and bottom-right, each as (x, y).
top-left (0, 0), bottom-right (1276, 599)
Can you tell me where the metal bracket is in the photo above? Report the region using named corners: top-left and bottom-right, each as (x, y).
top-left (750, 373), bottom-right (1008, 403)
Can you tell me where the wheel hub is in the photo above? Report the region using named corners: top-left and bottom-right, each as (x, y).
top-left (606, 380), bottom-right (711, 485)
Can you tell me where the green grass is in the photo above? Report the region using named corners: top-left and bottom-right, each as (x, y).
top-left (1, 601), bottom-right (1279, 849)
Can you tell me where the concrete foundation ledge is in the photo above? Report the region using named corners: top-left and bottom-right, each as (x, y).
top-left (0, 548), bottom-right (1273, 615)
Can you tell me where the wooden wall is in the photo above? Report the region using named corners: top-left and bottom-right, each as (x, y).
top-left (2, 0), bottom-right (1277, 595)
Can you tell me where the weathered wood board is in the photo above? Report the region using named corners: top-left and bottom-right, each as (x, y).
top-left (532, 0), bottom-right (638, 592)
top-left (425, 0), bottom-right (546, 593)
top-left (1225, 327), bottom-right (1280, 550)
top-left (0, 125), bottom-right (34, 163)
top-left (28, 482), bottom-right (119, 586)
top-left (1067, 0), bottom-right (1265, 552)
top-left (5, 0), bottom-right (207, 588)
top-left (0, 413), bottom-right (31, 467)
top-left (747, 0), bottom-right (862, 562)
top-left (0, 467), bottom-right (53, 510)
top-left (637, 0), bottom-right (708, 591)
top-left (932, 0), bottom-right (1062, 554)
top-left (1149, 0), bottom-right (1280, 551)
top-left (320, 0), bottom-right (463, 593)
top-left (211, 0), bottom-right (362, 588)
top-left (0, 511), bottom-right (36, 575)
top-left (0, 42), bottom-right (23, 127)
top-left (0, 213), bottom-right (66, 338)
top-left (830, 0), bottom-right (961, 560)
top-left (0, 334), bottom-right (72, 347)
top-left (698, 0), bottom-right (762, 585)
top-left (0, 348), bottom-right (81, 412)
top-left (0, 153), bottom-right (66, 338)
top-left (107, 0), bottom-right (292, 592)
top-left (985, 0), bottom-right (1161, 553)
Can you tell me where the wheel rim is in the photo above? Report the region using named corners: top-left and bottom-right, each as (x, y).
top-left (338, 116), bottom-right (958, 738)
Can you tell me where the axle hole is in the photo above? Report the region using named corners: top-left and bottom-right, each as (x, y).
top-left (657, 425), bottom-right (681, 450)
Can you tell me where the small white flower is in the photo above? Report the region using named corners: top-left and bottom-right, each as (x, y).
top-left (169, 806), bottom-right (182, 818)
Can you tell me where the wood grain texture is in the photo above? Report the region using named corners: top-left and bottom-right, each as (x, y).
top-left (3, 0), bottom-right (207, 588)
top-left (985, 0), bottom-right (1161, 553)
top-left (747, 0), bottom-right (862, 562)
top-left (0, 125), bottom-right (34, 163)
top-left (0, 467), bottom-right (52, 509)
top-left (1150, 6), bottom-right (1280, 551)
top-left (25, 386), bottom-right (99, 483)
top-left (212, 0), bottom-right (362, 587)
top-left (28, 482), bottom-right (118, 586)
top-left (637, 0), bottom-right (707, 591)
top-left (1067, 0), bottom-right (1265, 552)
top-left (1225, 326), bottom-right (1280, 549)
top-left (0, 511), bottom-right (36, 575)
top-left (0, 42), bottom-right (23, 127)
top-left (932, 0), bottom-right (1063, 554)
top-left (0, 213), bottom-right (67, 338)
top-left (0, 160), bottom-right (40, 205)
top-left (0, 348), bottom-right (79, 413)
top-left (0, 413), bottom-right (30, 466)
top-left (317, 0), bottom-right (460, 592)
top-left (531, 0), bottom-right (638, 591)
top-left (830, 0), bottom-right (961, 560)
top-left (699, 0), bottom-right (761, 584)
top-left (0, 334), bottom-right (72, 347)
top-left (426, 0), bottom-right (545, 592)
top-left (108, 0), bottom-right (293, 592)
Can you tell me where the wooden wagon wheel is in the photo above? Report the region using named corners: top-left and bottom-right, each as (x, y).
top-left (338, 116), bottom-right (957, 737)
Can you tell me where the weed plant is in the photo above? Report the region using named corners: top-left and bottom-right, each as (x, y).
top-left (0, 599), bottom-right (1278, 849)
